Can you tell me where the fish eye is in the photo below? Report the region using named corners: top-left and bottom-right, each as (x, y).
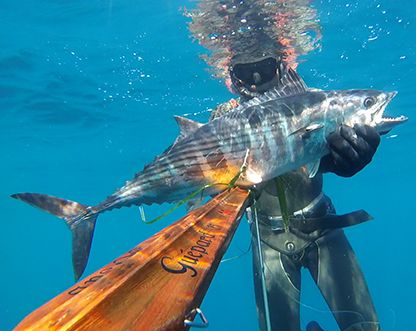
top-left (363, 97), bottom-right (376, 108)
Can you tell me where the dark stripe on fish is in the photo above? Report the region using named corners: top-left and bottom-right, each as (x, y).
top-left (132, 149), bottom-right (246, 188)
top-left (136, 129), bottom-right (249, 176)
top-left (206, 148), bottom-right (227, 170)
top-left (130, 114), bottom-right (282, 189)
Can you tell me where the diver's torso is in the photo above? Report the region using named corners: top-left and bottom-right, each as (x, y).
top-left (255, 168), bottom-right (323, 217)
top-left (251, 168), bottom-right (333, 256)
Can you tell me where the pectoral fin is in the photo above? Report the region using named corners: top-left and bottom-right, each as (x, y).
top-left (290, 123), bottom-right (324, 139)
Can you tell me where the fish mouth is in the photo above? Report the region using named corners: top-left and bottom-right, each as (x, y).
top-left (373, 91), bottom-right (408, 134)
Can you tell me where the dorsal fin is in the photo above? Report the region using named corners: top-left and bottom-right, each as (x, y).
top-left (268, 67), bottom-right (308, 98)
top-left (174, 115), bottom-right (203, 137)
top-left (280, 68), bottom-right (308, 95)
top-left (238, 68), bottom-right (309, 110)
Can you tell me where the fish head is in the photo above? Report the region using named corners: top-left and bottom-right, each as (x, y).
top-left (327, 90), bottom-right (407, 134)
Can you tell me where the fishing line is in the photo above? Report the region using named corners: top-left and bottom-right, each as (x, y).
top-left (140, 183), bottom-right (216, 224)
top-left (220, 242), bottom-right (252, 263)
top-left (275, 176), bottom-right (290, 231)
top-left (261, 256), bottom-right (369, 324)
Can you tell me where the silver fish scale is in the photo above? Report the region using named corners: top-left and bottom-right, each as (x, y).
top-left (12, 71), bottom-right (403, 283)
top-left (98, 89), bottom-right (330, 211)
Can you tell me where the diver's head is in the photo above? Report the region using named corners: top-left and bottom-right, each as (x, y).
top-left (230, 55), bottom-right (283, 99)
top-left (187, 0), bottom-right (321, 92)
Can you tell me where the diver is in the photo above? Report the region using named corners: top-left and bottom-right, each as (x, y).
top-left (227, 54), bottom-right (381, 331)
top-left (188, 1), bottom-right (381, 330)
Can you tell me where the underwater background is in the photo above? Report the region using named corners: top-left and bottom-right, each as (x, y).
top-left (1, 0), bottom-right (415, 330)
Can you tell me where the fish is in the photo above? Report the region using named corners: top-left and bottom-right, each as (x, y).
top-left (11, 69), bottom-right (407, 280)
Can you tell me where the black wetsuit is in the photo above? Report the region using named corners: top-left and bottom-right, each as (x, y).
top-left (249, 172), bottom-right (380, 331)
top-left (203, 2), bottom-right (380, 328)
top-left (211, 96), bottom-right (380, 331)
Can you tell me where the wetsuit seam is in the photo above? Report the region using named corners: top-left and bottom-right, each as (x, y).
top-left (278, 251), bottom-right (301, 293)
top-left (316, 240), bottom-right (321, 287)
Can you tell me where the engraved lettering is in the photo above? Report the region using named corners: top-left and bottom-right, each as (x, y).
top-left (68, 286), bottom-right (87, 296)
top-left (161, 256), bottom-right (197, 277)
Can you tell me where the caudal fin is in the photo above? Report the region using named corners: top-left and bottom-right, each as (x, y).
top-left (11, 193), bottom-right (98, 281)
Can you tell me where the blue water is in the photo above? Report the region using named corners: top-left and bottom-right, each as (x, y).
top-left (1, 1), bottom-right (415, 330)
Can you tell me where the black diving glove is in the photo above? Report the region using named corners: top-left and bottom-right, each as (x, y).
top-left (320, 124), bottom-right (381, 177)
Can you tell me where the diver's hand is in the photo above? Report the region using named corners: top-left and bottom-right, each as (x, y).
top-left (320, 124), bottom-right (380, 177)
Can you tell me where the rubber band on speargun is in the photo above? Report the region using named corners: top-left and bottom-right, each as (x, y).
top-left (141, 150), bottom-right (250, 224)
top-left (275, 176), bottom-right (290, 232)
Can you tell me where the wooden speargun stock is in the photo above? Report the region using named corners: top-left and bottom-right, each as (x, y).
top-left (15, 187), bottom-right (250, 331)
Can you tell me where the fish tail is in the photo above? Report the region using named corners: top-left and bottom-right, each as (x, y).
top-left (11, 192), bottom-right (98, 281)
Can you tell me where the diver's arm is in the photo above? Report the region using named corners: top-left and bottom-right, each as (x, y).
top-left (319, 124), bottom-right (381, 177)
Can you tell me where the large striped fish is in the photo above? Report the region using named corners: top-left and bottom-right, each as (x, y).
top-left (12, 69), bottom-right (406, 280)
